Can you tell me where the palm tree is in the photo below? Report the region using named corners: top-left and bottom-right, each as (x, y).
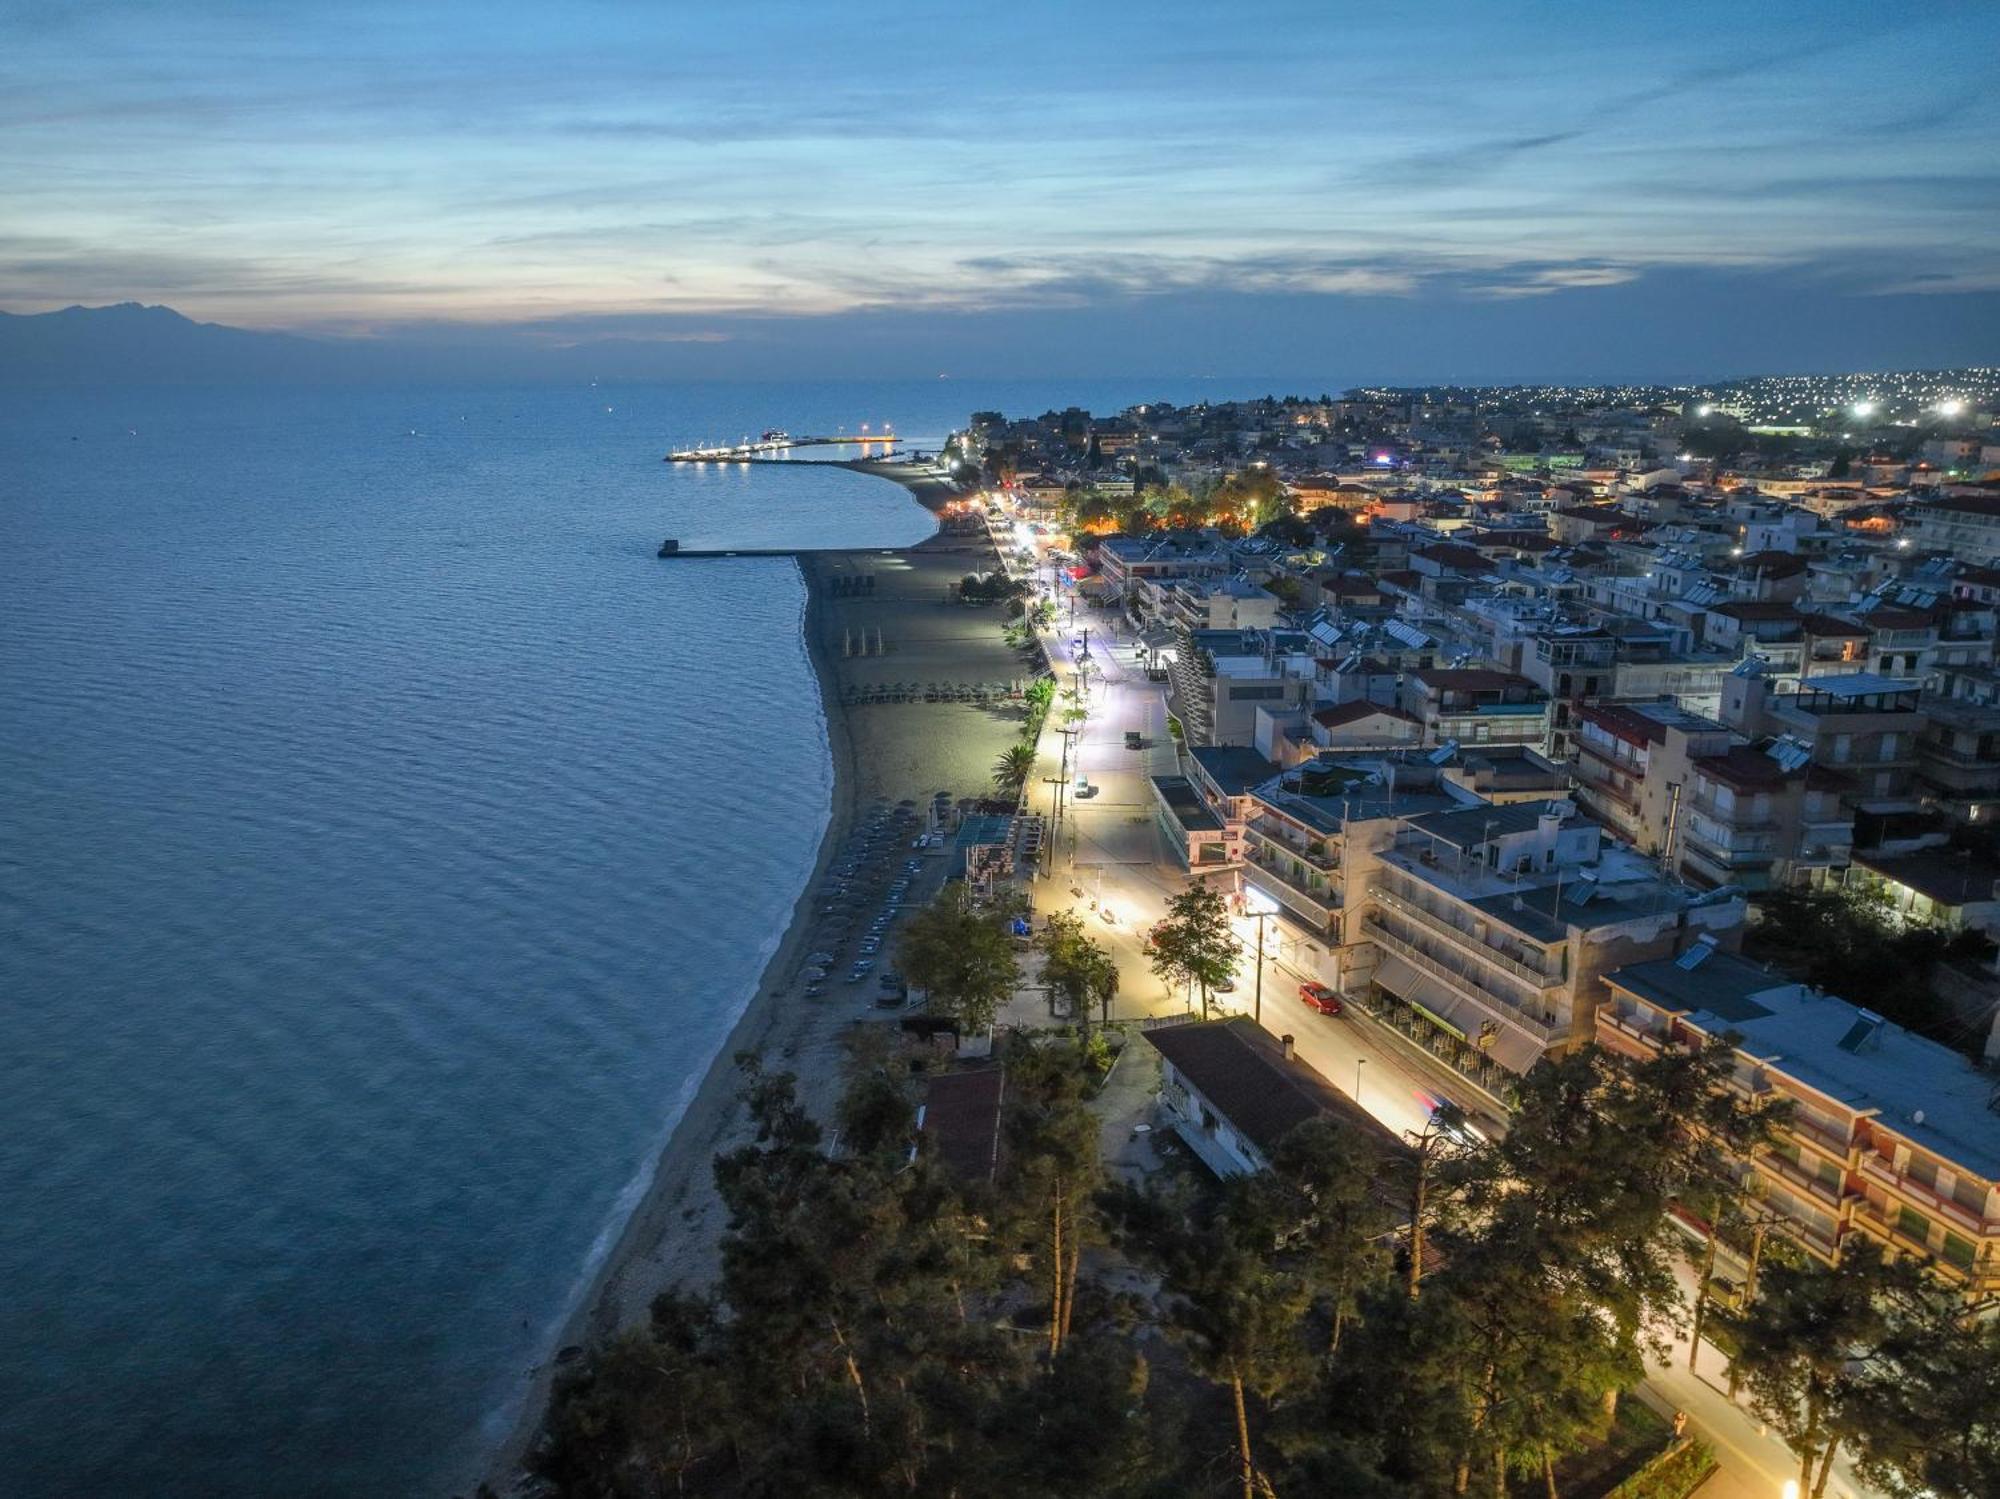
top-left (992, 743), bottom-right (1037, 795)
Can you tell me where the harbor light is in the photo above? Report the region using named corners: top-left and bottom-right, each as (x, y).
top-left (1695, 404), bottom-right (1713, 417)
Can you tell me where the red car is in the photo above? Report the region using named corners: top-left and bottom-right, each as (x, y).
top-left (1298, 982), bottom-right (1343, 1016)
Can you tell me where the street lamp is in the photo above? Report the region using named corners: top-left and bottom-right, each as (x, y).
top-left (1241, 885), bottom-right (1280, 1027)
top-left (1356, 1056), bottom-right (1366, 1106)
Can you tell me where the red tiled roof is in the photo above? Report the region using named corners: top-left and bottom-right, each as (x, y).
top-left (1692, 745), bottom-right (1798, 793)
top-left (1710, 600), bottom-right (1803, 622)
top-left (1798, 613), bottom-right (1868, 637)
top-left (1412, 668), bottom-right (1537, 692)
top-left (921, 1066), bottom-right (1006, 1183)
top-left (1735, 551), bottom-right (1808, 579)
top-left (1577, 702), bottom-right (1668, 747)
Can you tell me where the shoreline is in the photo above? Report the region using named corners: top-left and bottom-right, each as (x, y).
top-left (474, 461), bottom-right (998, 1497)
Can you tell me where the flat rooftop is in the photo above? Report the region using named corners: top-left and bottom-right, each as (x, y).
top-left (1382, 832), bottom-right (1713, 943)
top-left (1153, 775), bottom-right (1222, 833)
top-left (1610, 950), bottom-right (2000, 1181)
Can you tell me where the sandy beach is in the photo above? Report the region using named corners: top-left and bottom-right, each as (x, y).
top-left (475, 467), bottom-right (1026, 1495)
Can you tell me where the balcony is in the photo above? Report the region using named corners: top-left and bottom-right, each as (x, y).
top-left (1362, 912), bottom-right (1560, 1041)
top-left (1246, 823), bottom-right (1339, 873)
top-left (1681, 828), bottom-right (1777, 870)
top-left (1596, 1007), bottom-right (1666, 1052)
top-left (1572, 760), bottom-right (1641, 815)
top-left (1857, 1153), bottom-right (1990, 1237)
top-left (1919, 739), bottom-right (1994, 770)
top-left (1784, 1113), bottom-right (1857, 1166)
top-left (1687, 794), bottom-right (1777, 831)
top-left (1848, 1201), bottom-right (1940, 1263)
top-left (1574, 735), bottom-right (1645, 776)
top-left (1370, 883), bottom-right (1560, 989)
top-left (1752, 1148), bottom-right (1848, 1210)
top-left (1242, 857), bottom-right (1339, 930)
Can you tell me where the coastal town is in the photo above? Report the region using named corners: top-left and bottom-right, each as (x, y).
top-left (525, 375), bottom-right (2000, 1499)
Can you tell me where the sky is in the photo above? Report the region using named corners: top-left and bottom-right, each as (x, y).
top-left (3, 0), bottom-right (1999, 381)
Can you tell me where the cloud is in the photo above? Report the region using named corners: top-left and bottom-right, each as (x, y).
top-left (1468, 266), bottom-right (1642, 299)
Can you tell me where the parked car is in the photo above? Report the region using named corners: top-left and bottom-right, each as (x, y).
top-left (1298, 982), bottom-right (1342, 1015)
top-left (1124, 730), bottom-right (1143, 749)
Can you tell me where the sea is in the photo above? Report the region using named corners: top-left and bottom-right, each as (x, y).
top-left (0, 377), bottom-right (1285, 1496)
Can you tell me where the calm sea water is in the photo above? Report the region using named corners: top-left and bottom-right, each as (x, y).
top-left (0, 376), bottom-right (1279, 1496)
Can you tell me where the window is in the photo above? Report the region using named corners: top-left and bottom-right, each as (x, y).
top-left (1942, 1233), bottom-right (1976, 1270)
top-left (1897, 1205), bottom-right (1930, 1246)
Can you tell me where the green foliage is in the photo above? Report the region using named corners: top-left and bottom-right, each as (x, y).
top-left (958, 571), bottom-right (1029, 605)
top-left (991, 743), bottom-right (1037, 796)
top-left (1603, 1439), bottom-right (1717, 1499)
top-left (897, 884), bottom-right (1020, 1032)
top-left (1144, 883), bottom-right (1237, 1016)
top-left (1733, 1241), bottom-right (2000, 1499)
top-left (1745, 885), bottom-right (1981, 1047)
top-left (1036, 909), bottom-right (1119, 1037)
top-left (535, 1017), bottom-right (1985, 1499)
top-left (1731, 1239), bottom-right (1914, 1498)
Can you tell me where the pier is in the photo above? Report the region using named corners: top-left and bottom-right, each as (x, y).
top-left (665, 433), bottom-right (901, 462)
top-left (657, 542), bottom-right (906, 559)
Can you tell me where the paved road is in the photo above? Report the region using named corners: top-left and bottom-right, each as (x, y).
top-left (988, 500), bottom-right (1880, 1499)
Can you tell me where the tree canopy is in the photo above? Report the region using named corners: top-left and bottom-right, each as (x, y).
top-left (898, 885), bottom-right (1021, 1032)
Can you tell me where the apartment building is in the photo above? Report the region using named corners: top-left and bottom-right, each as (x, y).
top-left (1398, 667), bottom-right (1553, 750)
top-left (1349, 801), bottom-right (1746, 1097)
top-left (1906, 493), bottom-right (2000, 564)
top-left (1235, 761), bottom-right (1463, 979)
top-left (1156, 575), bottom-right (1283, 632)
top-left (1678, 745), bottom-right (1852, 891)
top-left (1722, 670), bottom-right (1929, 814)
top-left (1170, 627), bottom-right (1312, 746)
top-left (1601, 948), bottom-right (2000, 1296)
top-left (1917, 667), bottom-right (2000, 820)
top-left (1571, 701), bottom-right (1732, 852)
top-left (1096, 533), bottom-right (1232, 608)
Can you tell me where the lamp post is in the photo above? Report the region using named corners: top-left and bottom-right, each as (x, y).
top-left (1250, 910), bottom-right (1272, 1026)
top-left (1239, 886), bottom-right (1280, 1028)
top-left (1355, 1056), bottom-right (1366, 1106)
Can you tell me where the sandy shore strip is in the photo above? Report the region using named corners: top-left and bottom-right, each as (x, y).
top-left (474, 474), bottom-right (1027, 1496)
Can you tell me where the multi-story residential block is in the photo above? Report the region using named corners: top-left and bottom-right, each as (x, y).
top-left (1906, 492), bottom-right (2000, 564)
top-left (1571, 701), bottom-right (1732, 852)
top-left (1567, 697), bottom-right (1853, 890)
top-left (1170, 627), bottom-right (1313, 746)
top-left (1398, 667), bottom-right (1552, 750)
top-left (1350, 801), bottom-right (1746, 1096)
top-left (1722, 670), bottom-right (1930, 815)
top-left (1156, 575), bottom-right (1282, 631)
top-left (1601, 947), bottom-right (2000, 1295)
top-left (1096, 533), bottom-right (1232, 610)
top-left (1917, 667), bottom-right (2000, 820)
top-left (1678, 745), bottom-right (1852, 891)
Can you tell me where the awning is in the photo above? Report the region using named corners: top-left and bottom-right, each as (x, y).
top-left (1370, 954), bottom-right (1545, 1075)
top-left (1064, 565), bottom-right (1091, 581)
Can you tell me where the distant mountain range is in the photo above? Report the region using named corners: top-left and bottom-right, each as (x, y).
top-left (0, 302), bottom-right (388, 384)
top-left (5, 302), bottom-right (1995, 398)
